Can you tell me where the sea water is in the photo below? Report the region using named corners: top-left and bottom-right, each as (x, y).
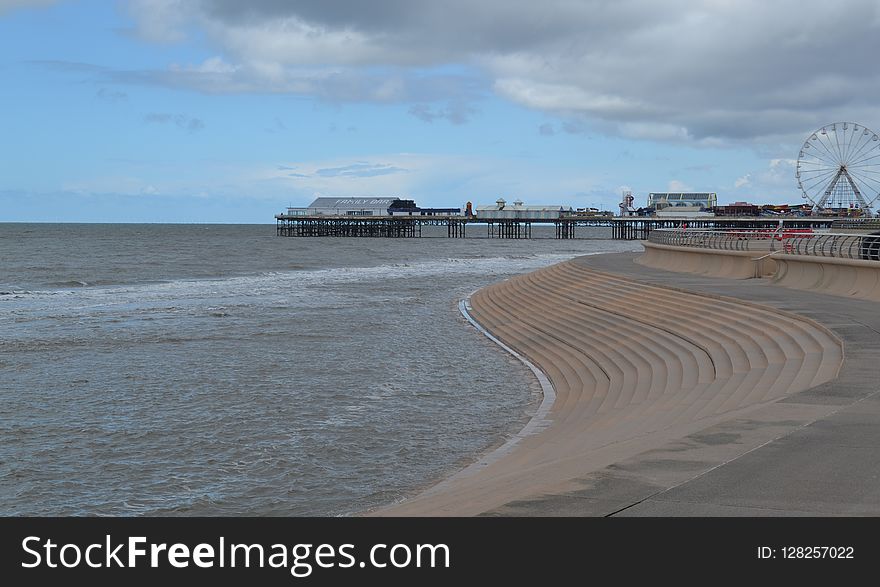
top-left (0, 223), bottom-right (639, 515)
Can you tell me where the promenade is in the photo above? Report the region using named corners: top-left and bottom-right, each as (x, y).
top-left (378, 250), bottom-right (880, 516)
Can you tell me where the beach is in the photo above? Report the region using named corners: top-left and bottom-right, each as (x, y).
top-left (380, 250), bottom-right (880, 516)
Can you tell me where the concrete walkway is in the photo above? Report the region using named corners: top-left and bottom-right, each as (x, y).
top-left (377, 251), bottom-right (880, 516)
top-left (561, 252), bottom-right (880, 516)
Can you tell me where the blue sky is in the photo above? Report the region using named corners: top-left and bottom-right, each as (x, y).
top-left (2, 0), bottom-right (879, 222)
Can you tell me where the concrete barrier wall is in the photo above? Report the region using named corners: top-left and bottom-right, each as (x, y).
top-left (773, 255), bottom-right (880, 302)
top-left (637, 241), bottom-right (777, 279)
top-left (638, 241), bottom-right (880, 302)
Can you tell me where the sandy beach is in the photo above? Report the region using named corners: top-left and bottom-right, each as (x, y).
top-left (374, 251), bottom-right (880, 516)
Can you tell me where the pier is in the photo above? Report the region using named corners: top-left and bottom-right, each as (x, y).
top-left (275, 216), bottom-right (422, 238)
top-left (275, 214), bottom-right (612, 239)
top-left (276, 213), bottom-right (838, 240)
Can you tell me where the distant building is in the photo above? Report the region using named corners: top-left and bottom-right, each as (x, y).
top-left (388, 199), bottom-right (461, 216)
top-left (475, 198), bottom-right (572, 220)
top-left (648, 192), bottom-right (717, 210)
top-left (287, 197), bottom-right (400, 216)
top-left (649, 192), bottom-right (717, 217)
top-left (714, 201), bottom-right (759, 216)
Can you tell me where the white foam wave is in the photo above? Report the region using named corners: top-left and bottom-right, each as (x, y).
top-left (0, 246), bottom-right (637, 322)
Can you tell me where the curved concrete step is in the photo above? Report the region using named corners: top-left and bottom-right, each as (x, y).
top-left (378, 259), bottom-right (843, 516)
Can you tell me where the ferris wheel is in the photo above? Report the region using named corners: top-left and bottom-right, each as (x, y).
top-left (796, 122), bottom-right (880, 214)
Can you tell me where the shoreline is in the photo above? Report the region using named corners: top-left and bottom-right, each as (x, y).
top-left (359, 289), bottom-right (556, 517)
top-left (374, 252), bottom-right (847, 516)
top-left (361, 250), bottom-right (628, 516)
top-left (454, 295), bottom-right (556, 469)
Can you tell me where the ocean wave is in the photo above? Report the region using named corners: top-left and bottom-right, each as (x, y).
top-left (1, 248), bottom-right (635, 310)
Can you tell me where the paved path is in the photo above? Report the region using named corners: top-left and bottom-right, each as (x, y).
top-left (563, 252), bottom-right (880, 516)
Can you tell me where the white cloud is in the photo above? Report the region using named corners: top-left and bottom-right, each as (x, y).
top-left (62, 175), bottom-right (162, 196)
top-left (126, 0), bottom-right (192, 43)
top-left (408, 103), bottom-right (476, 125)
top-left (204, 16), bottom-right (392, 67)
top-left (119, 0), bottom-right (880, 144)
top-left (494, 78), bottom-right (642, 115)
top-left (770, 158), bottom-right (798, 169)
top-left (53, 149), bottom-right (607, 208)
top-left (259, 155), bottom-right (432, 199)
top-left (171, 56), bottom-right (239, 75)
top-left (725, 159), bottom-right (802, 203)
top-left (619, 123), bottom-right (692, 142)
top-left (251, 152), bottom-right (602, 207)
top-left (668, 179), bottom-right (693, 192)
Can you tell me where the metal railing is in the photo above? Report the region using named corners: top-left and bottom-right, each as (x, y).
top-left (647, 228), bottom-right (776, 252)
top-left (649, 228), bottom-right (880, 261)
top-left (830, 218), bottom-right (880, 232)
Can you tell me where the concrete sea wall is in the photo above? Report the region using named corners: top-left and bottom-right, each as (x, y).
top-left (638, 241), bottom-right (880, 302)
top-left (637, 241), bottom-right (777, 279)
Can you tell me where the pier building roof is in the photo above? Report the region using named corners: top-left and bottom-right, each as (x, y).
top-left (308, 197), bottom-right (399, 208)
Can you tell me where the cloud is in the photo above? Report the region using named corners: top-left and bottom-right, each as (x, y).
top-left (561, 120), bottom-right (590, 136)
top-left (32, 150), bottom-right (609, 213)
top-left (408, 102), bottom-right (475, 125)
top-left (667, 179), bottom-right (693, 192)
top-left (143, 112), bottom-right (205, 133)
top-left (313, 162), bottom-right (407, 178)
top-left (40, 55), bottom-right (485, 111)
top-left (0, 0), bottom-right (55, 15)
top-left (271, 161), bottom-right (409, 181)
top-left (682, 163), bottom-right (717, 172)
top-left (61, 175), bottom-right (166, 196)
top-left (118, 0), bottom-right (880, 145)
top-left (538, 123), bottom-right (555, 136)
top-left (172, 55), bottom-right (239, 75)
top-left (29, 60), bottom-right (107, 73)
top-left (252, 155), bottom-right (430, 199)
top-left (726, 158), bottom-right (802, 202)
top-left (734, 175), bottom-right (752, 189)
top-left (96, 88), bottom-right (128, 102)
top-left (125, 0), bottom-right (192, 43)
top-left (257, 152), bottom-right (604, 208)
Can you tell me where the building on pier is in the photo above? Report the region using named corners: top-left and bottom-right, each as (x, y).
top-left (387, 199), bottom-right (462, 216)
top-left (648, 192), bottom-right (717, 217)
top-left (286, 197), bottom-right (399, 217)
top-left (285, 196), bottom-right (462, 217)
top-left (475, 198), bottom-right (572, 220)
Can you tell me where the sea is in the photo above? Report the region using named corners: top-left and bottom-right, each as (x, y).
top-left (0, 223), bottom-right (640, 516)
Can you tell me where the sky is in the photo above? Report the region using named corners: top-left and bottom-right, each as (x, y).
top-left (2, 0), bottom-right (880, 223)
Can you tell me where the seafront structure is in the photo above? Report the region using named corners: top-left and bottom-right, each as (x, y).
top-left (475, 198), bottom-right (573, 220)
top-left (276, 208), bottom-right (836, 240)
top-left (796, 122), bottom-right (880, 216)
top-left (375, 123), bottom-right (880, 516)
top-left (284, 197), bottom-right (399, 216)
top-left (376, 224), bottom-right (880, 516)
top-left (275, 201), bottom-right (604, 239)
top-left (277, 123), bottom-right (880, 240)
top-left (377, 254), bottom-right (846, 516)
top-left (640, 224), bottom-right (880, 300)
top-left (648, 192), bottom-right (717, 217)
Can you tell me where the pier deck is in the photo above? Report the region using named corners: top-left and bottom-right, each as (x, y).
top-left (274, 214), bottom-right (610, 239)
top-left (275, 214), bottom-right (837, 240)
